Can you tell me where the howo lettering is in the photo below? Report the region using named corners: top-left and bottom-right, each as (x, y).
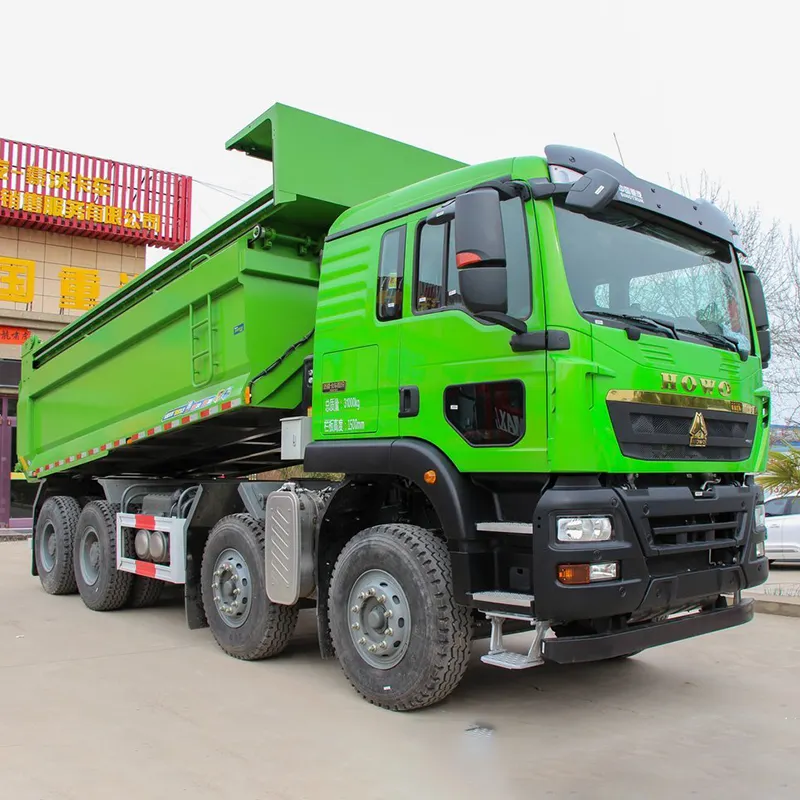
top-left (18, 105), bottom-right (771, 710)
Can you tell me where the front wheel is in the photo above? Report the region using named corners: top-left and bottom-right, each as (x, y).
top-left (201, 514), bottom-right (298, 660)
top-left (328, 524), bottom-right (472, 711)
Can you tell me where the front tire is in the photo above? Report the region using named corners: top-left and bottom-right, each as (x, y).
top-left (201, 514), bottom-right (298, 660)
top-left (328, 523), bottom-right (472, 711)
top-left (35, 496), bottom-right (81, 595)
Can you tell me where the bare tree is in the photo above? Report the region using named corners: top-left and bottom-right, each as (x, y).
top-left (676, 173), bottom-right (800, 423)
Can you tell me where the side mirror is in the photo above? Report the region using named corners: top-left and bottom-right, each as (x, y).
top-left (564, 168), bottom-right (620, 213)
top-left (742, 264), bottom-right (771, 367)
top-left (454, 188), bottom-right (508, 315)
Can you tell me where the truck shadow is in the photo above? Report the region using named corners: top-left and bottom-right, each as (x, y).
top-left (141, 600), bottom-right (690, 715)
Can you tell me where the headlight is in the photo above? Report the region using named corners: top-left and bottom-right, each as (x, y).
top-left (548, 164), bottom-right (583, 184)
top-left (754, 503), bottom-right (765, 529)
top-left (557, 516), bottom-right (613, 542)
top-left (755, 541), bottom-right (766, 558)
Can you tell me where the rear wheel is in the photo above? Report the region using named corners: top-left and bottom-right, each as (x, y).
top-left (74, 501), bottom-right (132, 611)
top-left (328, 523), bottom-right (472, 711)
top-left (201, 514), bottom-right (298, 660)
top-left (128, 577), bottom-right (164, 608)
top-left (35, 496), bottom-right (81, 595)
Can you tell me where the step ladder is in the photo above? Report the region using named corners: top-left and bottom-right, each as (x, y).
top-left (189, 294), bottom-right (215, 388)
top-left (471, 591), bottom-right (549, 670)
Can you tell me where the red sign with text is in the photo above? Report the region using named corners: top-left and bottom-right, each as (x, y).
top-left (0, 139), bottom-right (191, 249)
top-left (0, 325), bottom-right (31, 344)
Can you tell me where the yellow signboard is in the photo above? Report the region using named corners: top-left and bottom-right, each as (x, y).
top-left (0, 257), bottom-right (34, 303)
top-left (0, 256), bottom-right (134, 311)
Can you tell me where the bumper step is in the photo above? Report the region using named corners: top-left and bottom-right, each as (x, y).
top-left (479, 614), bottom-right (548, 671)
top-left (472, 592), bottom-right (533, 611)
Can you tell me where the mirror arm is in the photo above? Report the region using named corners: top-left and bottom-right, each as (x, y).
top-left (529, 178), bottom-right (574, 200)
top-left (476, 311), bottom-right (528, 335)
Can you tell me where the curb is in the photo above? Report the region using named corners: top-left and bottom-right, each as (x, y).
top-left (744, 592), bottom-right (800, 619)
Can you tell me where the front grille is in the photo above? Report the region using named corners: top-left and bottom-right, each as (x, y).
top-left (648, 510), bottom-right (739, 548)
top-left (630, 413), bottom-right (749, 439)
top-left (618, 482), bottom-right (752, 556)
top-left (609, 401), bottom-right (756, 461)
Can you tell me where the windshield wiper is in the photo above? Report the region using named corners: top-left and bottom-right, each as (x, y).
top-left (585, 310), bottom-right (678, 339)
top-left (675, 327), bottom-right (747, 360)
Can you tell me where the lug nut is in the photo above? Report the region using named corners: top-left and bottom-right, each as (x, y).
top-left (368, 588), bottom-right (376, 596)
top-left (379, 641), bottom-right (388, 650)
top-left (234, 588), bottom-right (240, 596)
top-left (351, 605), bottom-right (359, 613)
top-left (368, 644), bottom-right (377, 653)
top-left (351, 622), bottom-right (360, 630)
top-left (377, 594), bottom-right (386, 604)
top-left (384, 610), bottom-right (393, 618)
top-left (384, 627), bottom-right (393, 636)
top-left (358, 637), bottom-right (367, 645)
top-left (358, 592), bottom-right (367, 600)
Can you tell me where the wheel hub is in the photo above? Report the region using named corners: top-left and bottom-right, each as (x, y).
top-left (79, 527), bottom-right (101, 586)
top-left (348, 569), bottom-right (411, 669)
top-left (212, 548), bottom-right (252, 628)
top-left (40, 521), bottom-right (57, 572)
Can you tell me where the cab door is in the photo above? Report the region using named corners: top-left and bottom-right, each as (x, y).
top-left (396, 195), bottom-right (548, 475)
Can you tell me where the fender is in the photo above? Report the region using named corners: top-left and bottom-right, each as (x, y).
top-left (304, 437), bottom-right (480, 544)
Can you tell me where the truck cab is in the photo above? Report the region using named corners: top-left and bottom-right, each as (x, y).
top-left (306, 144), bottom-right (770, 668)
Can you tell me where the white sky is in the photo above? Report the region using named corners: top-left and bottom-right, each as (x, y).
top-left (3, 0), bottom-right (797, 268)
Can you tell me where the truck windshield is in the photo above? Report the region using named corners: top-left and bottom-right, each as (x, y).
top-left (554, 204), bottom-right (752, 356)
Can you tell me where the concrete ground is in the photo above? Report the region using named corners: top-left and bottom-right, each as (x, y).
top-left (761, 562), bottom-right (800, 591)
top-left (1, 540), bottom-right (798, 800)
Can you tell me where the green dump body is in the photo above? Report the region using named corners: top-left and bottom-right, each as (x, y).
top-left (18, 105), bottom-right (464, 479)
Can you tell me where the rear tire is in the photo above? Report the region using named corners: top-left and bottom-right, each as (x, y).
top-left (35, 496), bottom-right (81, 595)
top-left (328, 523), bottom-right (472, 711)
top-left (201, 514), bottom-right (298, 660)
top-left (74, 501), bottom-right (133, 611)
top-left (128, 577), bottom-right (164, 608)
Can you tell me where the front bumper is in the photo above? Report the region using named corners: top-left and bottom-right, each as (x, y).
top-left (531, 477), bottom-right (768, 623)
top-left (543, 597), bottom-right (754, 663)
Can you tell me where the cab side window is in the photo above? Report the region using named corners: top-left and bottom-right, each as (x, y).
top-left (414, 197), bottom-right (531, 319)
top-left (376, 225), bottom-right (406, 321)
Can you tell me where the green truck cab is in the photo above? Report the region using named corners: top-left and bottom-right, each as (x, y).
top-left (19, 105), bottom-right (770, 710)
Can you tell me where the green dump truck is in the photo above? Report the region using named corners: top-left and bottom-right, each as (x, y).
top-left (19, 104), bottom-right (771, 710)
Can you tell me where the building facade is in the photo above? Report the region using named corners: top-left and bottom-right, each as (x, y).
top-left (0, 138), bottom-right (191, 530)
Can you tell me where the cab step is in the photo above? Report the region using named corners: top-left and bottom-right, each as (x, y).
top-left (471, 591), bottom-right (536, 617)
top-left (479, 611), bottom-right (549, 671)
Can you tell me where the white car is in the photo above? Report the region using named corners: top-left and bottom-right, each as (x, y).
top-left (764, 494), bottom-right (800, 563)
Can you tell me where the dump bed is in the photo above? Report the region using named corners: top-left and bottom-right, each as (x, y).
top-left (18, 105), bottom-right (464, 479)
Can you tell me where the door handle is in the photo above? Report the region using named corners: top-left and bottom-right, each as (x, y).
top-left (398, 386), bottom-right (420, 418)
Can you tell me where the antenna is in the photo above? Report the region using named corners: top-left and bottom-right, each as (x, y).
top-left (613, 132), bottom-right (626, 167)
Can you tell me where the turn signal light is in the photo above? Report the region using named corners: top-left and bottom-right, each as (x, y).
top-left (558, 564), bottom-right (591, 585)
top-left (423, 469), bottom-right (437, 485)
top-left (558, 562), bottom-right (619, 585)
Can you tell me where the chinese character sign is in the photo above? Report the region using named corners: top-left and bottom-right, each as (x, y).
top-left (0, 139), bottom-right (191, 249)
top-left (59, 267), bottom-right (100, 311)
top-left (0, 257), bottom-right (34, 304)
top-left (0, 325), bottom-right (31, 344)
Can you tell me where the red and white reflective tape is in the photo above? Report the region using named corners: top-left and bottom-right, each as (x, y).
top-left (116, 512), bottom-right (187, 584)
top-left (31, 397), bottom-right (243, 477)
